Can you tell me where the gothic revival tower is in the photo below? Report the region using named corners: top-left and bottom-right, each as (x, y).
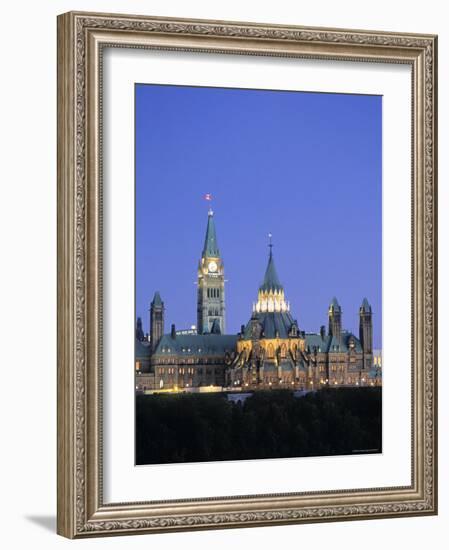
top-left (150, 291), bottom-right (164, 352)
top-left (197, 209), bottom-right (226, 334)
top-left (328, 297), bottom-right (342, 341)
top-left (359, 297), bottom-right (373, 354)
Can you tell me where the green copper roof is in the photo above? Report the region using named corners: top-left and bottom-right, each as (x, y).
top-left (260, 250), bottom-right (283, 292)
top-left (329, 297), bottom-right (341, 311)
top-left (242, 311), bottom-right (296, 340)
top-left (153, 333), bottom-right (237, 357)
top-left (360, 297), bottom-right (372, 312)
top-left (151, 291), bottom-right (163, 307)
top-left (135, 339), bottom-right (151, 358)
top-left (202, 211), bottom-right (220, 258)
top-left (305, 331), bottom-right (362, 353)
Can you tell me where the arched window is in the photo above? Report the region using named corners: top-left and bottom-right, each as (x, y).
top-left (267, 343), bottom-right (274, 359)
top-left (281, 344), bottom-right (287, 359)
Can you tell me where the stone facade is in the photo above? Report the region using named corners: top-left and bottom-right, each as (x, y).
top-left (136, 211), bottom-right (382, 393)
top-left (225, 251), bottom-right (379, 390)
top-left (150, 333), bottom-right (236, 391)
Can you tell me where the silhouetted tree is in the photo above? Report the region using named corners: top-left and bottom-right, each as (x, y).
top-left (136, 388), bottom-right (382, 465)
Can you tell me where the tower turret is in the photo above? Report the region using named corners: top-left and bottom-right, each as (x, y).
top-left (150, 291), bottom-right (164, 353)
top-left (328, 297), bottom-right (342, 341)
top-left (197, 209), bottom-right (226, 334)
top-left (359, 297), bottom-right (373, 354)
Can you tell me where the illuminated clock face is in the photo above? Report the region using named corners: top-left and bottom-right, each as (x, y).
top-left (208, 261), bottom-right (218, 273)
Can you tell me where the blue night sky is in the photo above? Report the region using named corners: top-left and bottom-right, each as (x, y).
top-left (135, 84), bottom-right (382, 348)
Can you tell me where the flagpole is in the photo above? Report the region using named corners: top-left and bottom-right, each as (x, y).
top-left (204, 193), bottom-right (213, 215)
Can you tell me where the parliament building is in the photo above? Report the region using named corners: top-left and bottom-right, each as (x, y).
top-left (136, 209), bottom-right (382, 393)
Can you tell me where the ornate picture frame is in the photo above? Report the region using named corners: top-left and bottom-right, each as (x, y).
top-left (57, 11), bottom-right (437, 538)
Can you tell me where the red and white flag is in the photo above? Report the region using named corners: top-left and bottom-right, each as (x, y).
top-left (204, 193), bottom-right (212, 201)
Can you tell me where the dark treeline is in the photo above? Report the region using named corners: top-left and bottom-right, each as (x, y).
top-left (136, 388), bottom-right (381, 465)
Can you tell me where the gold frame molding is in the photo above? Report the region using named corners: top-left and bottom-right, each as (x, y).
top-left (57, 11), bottom-right (438, 538)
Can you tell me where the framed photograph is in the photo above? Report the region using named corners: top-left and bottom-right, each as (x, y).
top-left (57, 11), bottom-right (438, 538)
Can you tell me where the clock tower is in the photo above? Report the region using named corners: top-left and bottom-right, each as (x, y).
top-left (197, 209), bottom-right (226, 334)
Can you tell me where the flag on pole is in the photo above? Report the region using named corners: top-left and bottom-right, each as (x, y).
top-left (204, 193), bottom-right (212, 201)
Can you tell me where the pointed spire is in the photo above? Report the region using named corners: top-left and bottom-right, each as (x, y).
top-left (151, 291), bottom-right (163, 307)
top-left (260, 235), bottom-right (283, 292)
top-left (329, 297), bottom-right (341, 311)
top-left (202, 209), bottom-right (220, 258)
top-left (360, 297), bottom-right (372, 313)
